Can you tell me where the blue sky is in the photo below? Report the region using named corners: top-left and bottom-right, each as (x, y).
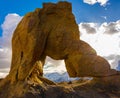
top-left (0, 0), bottom-right (120, 36)
top-left (0, 0), bottom-right (120, 78)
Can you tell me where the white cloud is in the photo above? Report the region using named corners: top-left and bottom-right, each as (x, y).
top-left (83, 0), bottom-right (109, 6)
top-left (80, 23), bottom-right (97, 34)
top-left (45, 56), bottom-right (65, 67)
top-left (79, 20), bottom-right (120, 69)
top-left (44, 56), bottom-right (65, 74)
top-left (0, 68), bottom-right (10, 78)
top-left (103, 21), bottom-right (120, 35)
top-left (1, 13), bottom-right (22, 48)
top-left (104, 55), bottom-right (120, 69)
top-left (0, 13), bottom-right (22, 77)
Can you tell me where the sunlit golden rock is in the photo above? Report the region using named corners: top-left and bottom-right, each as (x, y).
top-left (0, 1), bottom-right (120, 98)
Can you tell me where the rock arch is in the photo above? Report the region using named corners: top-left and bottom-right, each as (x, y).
top-left (7, 2), bottom-right (119, 84)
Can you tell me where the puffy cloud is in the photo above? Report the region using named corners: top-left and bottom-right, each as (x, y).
top-left (79, 20), bottom-right (120, 69)
top-left (0, 68), bottom-right (10, 78)
top-left (83, 0), bottom-right (109, 6)
top-left (45, 56), bottom-right (65, 67)
top-left (80, 23), bottom-right (97, 34)
top-left (0, 13), bottom-right (22, 77)
top-left (1, 14), bottom-right (23, 48)
top-left (44, 58), bottom-right (66, 74)
top-left (103, 21), bottom-right (120, 35)
top-left (44, 56), bottom-right (65, 74)
top-left (0, 48), bottom-right (11, 68)
top-left (104, 54), bottom-right (115, 60)
top-left (104, 55), bottom-right (120, 69)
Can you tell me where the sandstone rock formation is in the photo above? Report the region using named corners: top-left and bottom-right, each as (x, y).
top-left (0, 1), bottom-right (120, 98)
top-left (8, 1), bottom-right (119, 82)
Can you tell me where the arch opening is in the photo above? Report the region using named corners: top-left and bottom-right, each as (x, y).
top-left (43, 56), bottom-right (80, 82)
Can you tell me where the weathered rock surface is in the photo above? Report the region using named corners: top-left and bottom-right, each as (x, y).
top-left (0, 78), bottom-right (120, 98)
top-left (0, 1), bottom-right (120, 98)
top-left (8, 1), bottom-right (119, 82)
top-left (9, 1), bottom-right (81, 83)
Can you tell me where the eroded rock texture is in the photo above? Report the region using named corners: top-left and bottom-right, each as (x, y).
top-left (9, 1), bottom-right (81, 82)
top-left (0, 1), bottom-right (120, 98)
top-left (9, 1), bottom-right (119, 82)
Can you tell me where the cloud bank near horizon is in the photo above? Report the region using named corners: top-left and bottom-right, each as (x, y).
top-left (0, 13), bottom-right (120, 78)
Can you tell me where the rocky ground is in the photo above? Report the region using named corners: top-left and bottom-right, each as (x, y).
top-left (0, 76), bottom-right (120, 98)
